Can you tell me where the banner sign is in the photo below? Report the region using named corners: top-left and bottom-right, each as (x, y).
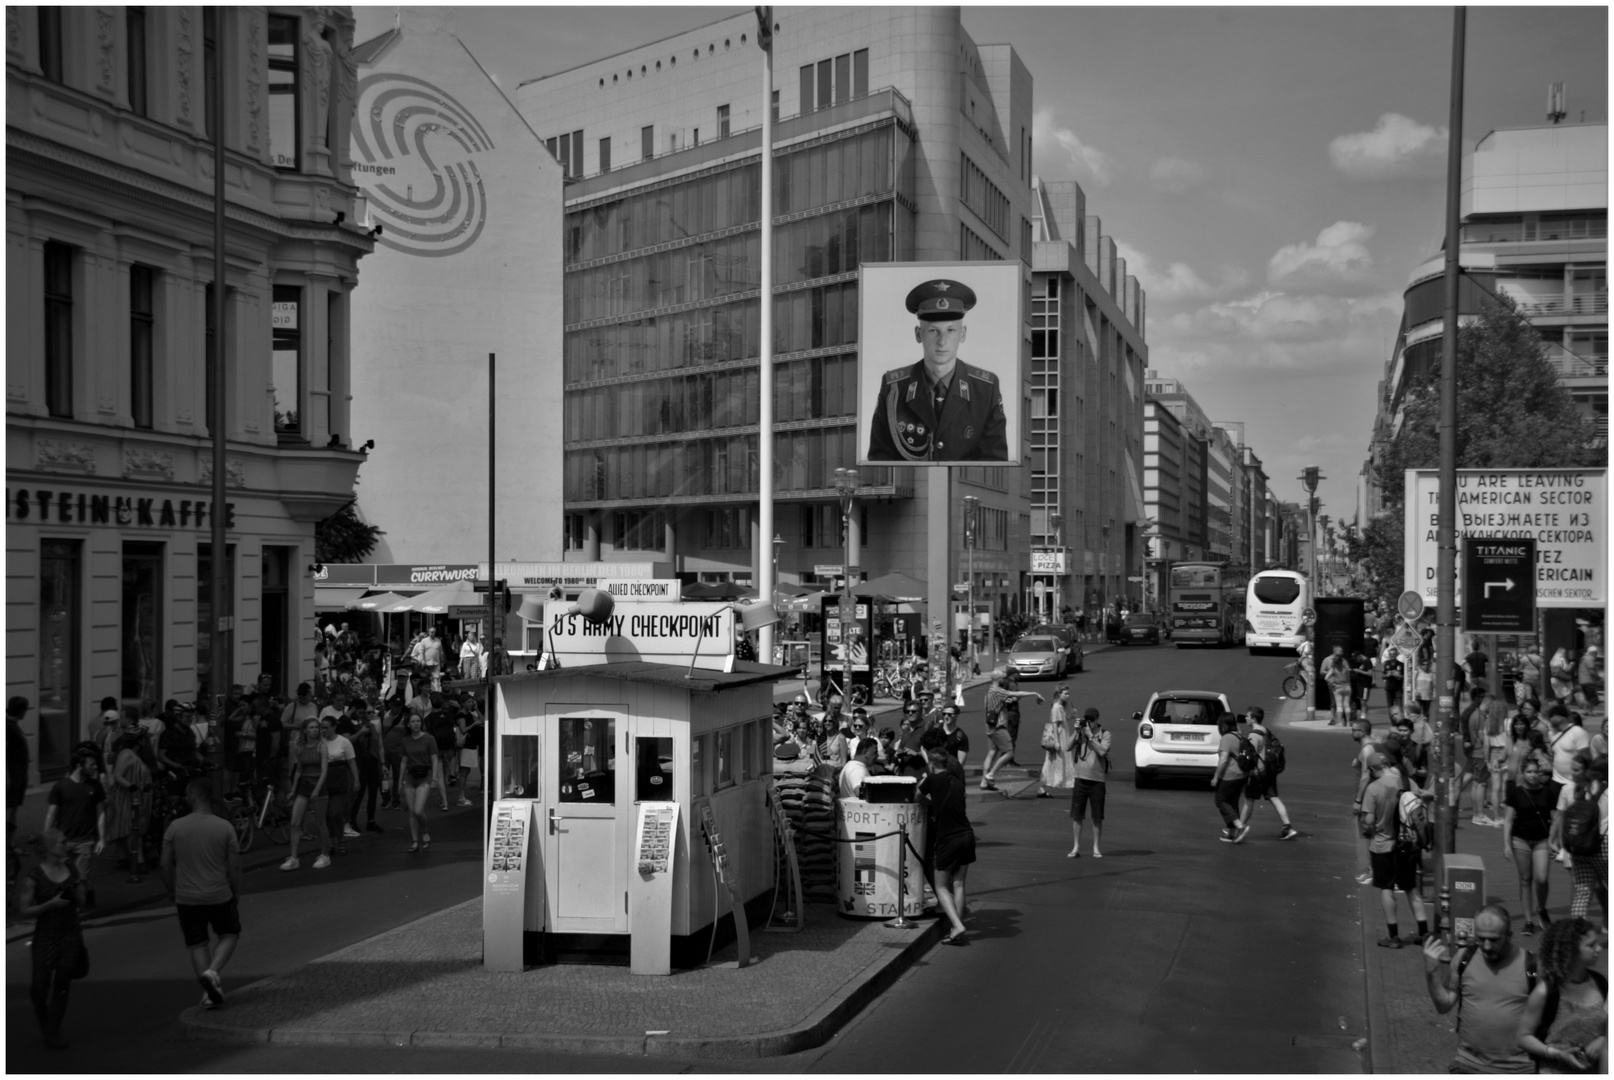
top-left (546, 601), bottom-right (736, 670)
top-left (597, 578), bottom-right (682, 602)
top-left (1404, 469), bottom-right (1605, 608)
top-left (1030, 550), bottom-right (1067, 574)
top-left (375, 563), bottom-right (480, 586)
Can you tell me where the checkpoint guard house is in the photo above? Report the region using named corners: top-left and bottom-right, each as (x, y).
top-left (485, 593), bottom-right (788, 972)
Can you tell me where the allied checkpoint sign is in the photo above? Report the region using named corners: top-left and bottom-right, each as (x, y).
top-left (1404, 469), bottom-right (1606, 609)
top-left (546, 601), bottom-right (737, 671)
top-left (857, 262), bottom-right (1023, 466)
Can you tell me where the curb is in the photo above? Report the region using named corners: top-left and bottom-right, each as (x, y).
top-left (181, 900), bottom-right (947, 1058)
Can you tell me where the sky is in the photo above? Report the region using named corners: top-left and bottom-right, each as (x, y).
top-left (357, 5), bottom-right (1610, 519)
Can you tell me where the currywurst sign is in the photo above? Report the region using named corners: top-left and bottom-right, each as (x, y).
top-left (1404, 469), bottom-right (1606, 608)
top-left (547, 601), bottom-right (737, 671)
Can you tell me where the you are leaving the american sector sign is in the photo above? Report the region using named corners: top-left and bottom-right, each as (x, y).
top-left (1404, 468), bottom-right (1606, 608)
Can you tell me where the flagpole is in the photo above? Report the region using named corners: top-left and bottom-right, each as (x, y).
top-left (755, 8), bottom-right (776, 664)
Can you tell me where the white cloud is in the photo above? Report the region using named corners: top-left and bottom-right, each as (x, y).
top-left (1115, 240), bottom-right (1248, 303)
top-left (1032, 108), bottom-right (1114, 187)
top-left (1153, 288), bottom-right (1400, 376)
top-left (1328, 113), bottom-right (1448, 181)
top-left (1149, 156), bottom-right (1209, 194)
top-left (1267, 221), bottom-right (1377, 292)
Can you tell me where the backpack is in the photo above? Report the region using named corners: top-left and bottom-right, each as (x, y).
top-left (1562, 785), bottom-right (1603, 857)
top-left (1253, 727), bottom-right (1286, 775)
top-left (1397, 788), bottom-right (1433, 851)
top-left (1232, 733), bottom-right (1260, 775)
top-left (1454, 946), bottom-right (1537, 1035)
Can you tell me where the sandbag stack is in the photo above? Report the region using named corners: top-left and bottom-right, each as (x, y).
top-left (771, 751), bottom-right (838, 903)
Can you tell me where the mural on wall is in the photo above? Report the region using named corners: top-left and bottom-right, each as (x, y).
top-left (351, 73), bottom-right (495, 257)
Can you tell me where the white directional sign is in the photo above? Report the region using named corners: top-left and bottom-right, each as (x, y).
top-left (1404, 468), bottom-right (1606, 609)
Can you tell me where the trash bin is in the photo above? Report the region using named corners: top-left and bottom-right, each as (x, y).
top-left (835, 785), bottom-right (926, 920)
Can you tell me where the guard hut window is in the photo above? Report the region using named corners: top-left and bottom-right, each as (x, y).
top-left (43, 241), bottom-right (74, 419)
top-left (268, 15), bottom-right (300, 169)
top-left (271, 285), bottom-right (302, 437)
top-left (635, 737), bottom-right (674, 802)
top-left (558, 717), bottom-right (615, 803)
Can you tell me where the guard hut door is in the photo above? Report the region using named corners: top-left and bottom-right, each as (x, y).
top-left (543, 706), bottom-right (628, 932)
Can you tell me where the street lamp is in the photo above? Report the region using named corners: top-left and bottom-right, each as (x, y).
top-left (1299, 467), bottom-right (1324, 584)
top-left (833, 467), bottom-right (859, 701)
top-left (963, 495), bottom-right (979, 672)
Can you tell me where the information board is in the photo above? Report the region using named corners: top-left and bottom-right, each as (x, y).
top-left (546, 600), bottom-right (736, 670)
top-left (1403, 469), bottom-right (1605, 608)
top-left (1462, 538), bottom-right (1537, 633)
top-left (629, 802), bottom-right (680, 976)
top-left (483, 800), bottom-right (533, 972)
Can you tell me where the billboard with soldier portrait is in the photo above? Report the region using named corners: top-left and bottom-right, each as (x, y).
top-left (857, 262), bottom-right (1023, 466)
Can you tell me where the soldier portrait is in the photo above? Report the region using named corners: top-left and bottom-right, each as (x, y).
top-left (859, 264), bottom-right (1021, 465)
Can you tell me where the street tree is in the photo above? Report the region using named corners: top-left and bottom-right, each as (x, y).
top-left (314, 500), bottom-right (383, 564)
top-left (1358, 292), bottom-right (1602, 602)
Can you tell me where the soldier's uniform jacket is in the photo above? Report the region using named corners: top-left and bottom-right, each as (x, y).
top-left (867, 359), bottom-right (1008, 462)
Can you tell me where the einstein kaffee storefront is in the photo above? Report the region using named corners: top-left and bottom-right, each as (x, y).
top-left (6, 448), bottom-right (361, 784)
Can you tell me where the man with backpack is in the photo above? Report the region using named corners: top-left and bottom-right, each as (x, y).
top-left (1422, 904), bottom-right (1538, 1073)
top-left (1235, 706), bottom-right (1298, 840)
top-left (1359, 750), bottom-right (1430, 949)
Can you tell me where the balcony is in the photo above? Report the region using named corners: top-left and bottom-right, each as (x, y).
top-left (1545, 344), bottom-right (1609, 380)
top-left (1511, 292), bottom-right (1608, 318)
top-left (563, 87), bottom-right (913, 201)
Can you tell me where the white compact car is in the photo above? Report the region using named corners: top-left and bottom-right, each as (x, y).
top-left (1132, 690), bottom-right (1233, 788)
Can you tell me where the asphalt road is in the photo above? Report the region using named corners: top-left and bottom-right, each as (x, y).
top-left (7, 642), bottom-right (1371, 1073)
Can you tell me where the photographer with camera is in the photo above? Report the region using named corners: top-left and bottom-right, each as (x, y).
top-left (1066, 707), bottom-right (1111, 859)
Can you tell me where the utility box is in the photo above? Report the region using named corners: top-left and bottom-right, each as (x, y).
top-left (1444, 853), bottom-right (1487, 943)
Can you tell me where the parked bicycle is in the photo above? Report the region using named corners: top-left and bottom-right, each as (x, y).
top-left (1282, 660), bottom-right (1307, 700)
top-left (235, 776), bottom-right (291, 853)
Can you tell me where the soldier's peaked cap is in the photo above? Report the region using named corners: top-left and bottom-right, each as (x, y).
top-left (906, 279), bottom-right (976, 321)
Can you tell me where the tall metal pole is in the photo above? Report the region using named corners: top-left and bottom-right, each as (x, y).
top-left (209, 6), bottom-right (229, 716)
top-left (755, 10), bottom-right (775, 664)
top-left (485, 353), bottom-right (495, 867)
top-left (1433, 7), bottom-right (1467, 906)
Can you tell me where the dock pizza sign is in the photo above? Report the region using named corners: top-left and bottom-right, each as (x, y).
top-left (1403, 468), bottom-right (1605, 609)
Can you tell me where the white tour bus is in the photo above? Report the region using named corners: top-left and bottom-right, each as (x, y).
top-left (1244, 570), bottom-right (1311, 653)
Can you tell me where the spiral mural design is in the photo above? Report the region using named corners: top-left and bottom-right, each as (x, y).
top-left (351, 73), bottom-right (495, 258)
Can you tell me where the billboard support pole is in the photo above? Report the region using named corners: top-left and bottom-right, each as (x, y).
top-left (755, 10), bottom-right (775, 664)
top-left (1433, 7), bottom-right (1467, 926)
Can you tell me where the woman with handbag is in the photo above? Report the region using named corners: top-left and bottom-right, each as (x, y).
top-left (1036, 686), bottom-right (1074, 797)
top-left (399, 711), bottom-right (440, 853)
top-left (108, 724), bottom-right (155, 883)
top-left (19, 828), bottom-right (88, 1048)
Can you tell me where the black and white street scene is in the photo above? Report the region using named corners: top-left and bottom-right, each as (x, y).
top-left (5, 5), bottom-right (1607, 1074)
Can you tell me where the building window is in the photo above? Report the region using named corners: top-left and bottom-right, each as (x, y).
top-left (122, 542), bottom-right (164, 713)
top-left (203, 7), bottom-right (219, 140)
top-left (798, 64), bottom-right (812, 115)
top-left (564, 513), bottom-right (586, 550)
top-left (771, 89), bottom-right (779, 123)
top-left (834, 53), bottom-right (850, 105)
top-left (546, 129), bottom-right (584, 178)
top-left (130, 266), bottom-right (154, 429)
top-left (126, 7), bottom-right (148, 115)
top-left (961, 224), bottom-right (1002, 262)
top-left (38, 6), bottom-right (63, 83)
top-left (613, 510), bottom-right (666, 551)
top-left (816, 58), bottom-right (831, 110)
top-left (853, 49), bottom-right (869, 98)
top-left (43, 241), bottom-right (73, 419)
top-left (641, 124), bottom-right (654, 161)
top-left (267, 14), bottom-right (299, 168)
top-left (38, 540), bottom-right (81, 781)
top-left (271, 285), bottom-right (302, 436)
top-left (717, 103), bottom-right (730, 139)
top-left (598, 135), bottom-right (611, 173)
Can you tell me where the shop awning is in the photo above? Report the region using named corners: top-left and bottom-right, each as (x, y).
top-left (313, 587), bottom-right (370, 612)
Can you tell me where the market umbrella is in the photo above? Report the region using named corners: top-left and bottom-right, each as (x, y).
top-left (778, 590), bottom-right (829, 612)
top-left (377, 579), bottom-right (476, 613)
top-left (684, 581), bottom-right (755, 601)
top-left (355, 591), bottom-right (409, 611)
top-left (854, 572), bottom-right (927, 600)
top-left (773, 582), bottom-right (815, 598)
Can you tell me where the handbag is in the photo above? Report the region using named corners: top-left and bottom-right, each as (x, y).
top-left (1040, 722), bottom-right (1060, 752)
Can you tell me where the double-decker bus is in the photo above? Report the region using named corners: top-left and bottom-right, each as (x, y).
top-left (1244, 569), bottom-right (1312, 653)
top-left (1168, 563), bottom-right (1248, 647)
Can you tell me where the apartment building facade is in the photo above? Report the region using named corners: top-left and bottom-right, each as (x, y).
top-left (7, 6), bottom-right (374, 780)
top-left (517, 8), bottom-right (1065, 623)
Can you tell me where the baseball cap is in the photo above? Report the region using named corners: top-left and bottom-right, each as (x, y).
top-left (1083, 707), bottom-right (1100, 720)
top-left (1364, 751), bottom-right (1388, 771)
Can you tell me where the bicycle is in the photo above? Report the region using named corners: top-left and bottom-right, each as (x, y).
top-left (238, 776), bottom-right (291, 852)
top-left (1282, 661), bottom-right (1307, 700)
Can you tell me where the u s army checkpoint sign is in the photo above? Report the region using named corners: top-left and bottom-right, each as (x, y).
top-left (1462, 538), bottom-right (1536, 634)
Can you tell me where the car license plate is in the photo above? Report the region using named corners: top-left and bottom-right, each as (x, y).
top-left (1169, 732), bottom-right (1200, 741)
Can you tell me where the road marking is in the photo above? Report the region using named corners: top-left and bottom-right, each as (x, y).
top-left (1006, 1017), bottom-right (1059, 1073)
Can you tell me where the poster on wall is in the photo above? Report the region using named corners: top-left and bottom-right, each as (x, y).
top-left (858, 262), bottom-right (1023, 466)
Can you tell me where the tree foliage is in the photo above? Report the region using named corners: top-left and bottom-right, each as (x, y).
top-left (1358, 292), bottom-right (1602, 604)
top-left (314, 501), bottom-right (383, 564)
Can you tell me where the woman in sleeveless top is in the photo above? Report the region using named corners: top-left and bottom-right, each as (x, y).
top-left (19, 829), bottom-right (87, 1048)
top-left (1037, 687), bottom-right (1074, 797)
top-left (278, 719), bottom-right (331, 871)
top-left (1519, 917), bottom-right (1608, 1072)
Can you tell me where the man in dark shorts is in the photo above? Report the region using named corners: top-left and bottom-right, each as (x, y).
top-left (161, 777), bottom-right (241, 1009)
top-left (1359, 751), bottom-right (1428, 949)
top-left (983, 671), bottom-right (1043, 765)
top-left (1067, 707), bottom-right (1111, 858)
top-left (921, 747), bottom-right (976, 946)
top-left (1235, 706), bottom-right (1298, 840)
